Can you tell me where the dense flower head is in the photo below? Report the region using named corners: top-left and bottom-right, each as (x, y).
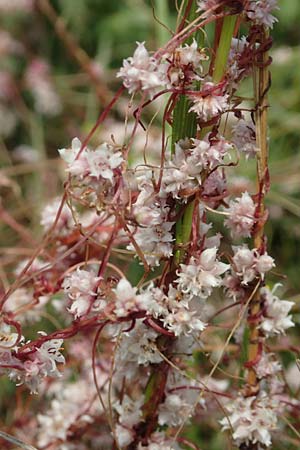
top-left (40, 198), bottom-right (74, 234)
top-left (188, 82), bottom-right (229, 121)
top-left (259, 285), bottom-right (295, 336)
top-left (62, 268), bottom-right (101, 318)
top-left (117, 42), bottom-right (167, 99)
top-left (232, 118), bottom-right (258, 159)
top-left (246, 0), bottom-right (279, 29)
top-left (225, 191), bottom-right (256, 238)
top-left (220, 393), bottom-right (279, 447)
top-left (10, 336), bottom-right (65, 393)
top-left (176, 247), bottom-right (229, 299)
top-left (59, 137), bottom-right (123, 182)
top-left (232, 245), bottom-right (275, 284)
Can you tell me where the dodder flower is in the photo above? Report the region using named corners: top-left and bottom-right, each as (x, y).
top-left (176, 247), bottom-right (229, 299)
top-left (225, 192), bottom-right (256, 238)
top-left (259, 285), bottom-right (295, 336)
top-left (62, 268), bottom-right (101, 318)
top-left (117, 42), bottom-right (167, 99)
top-left (246, 0), bottom-right (279, 29)
top-left (188, 82), bottom-right (228, 121)
top-left (220, 393), bottom-right (278, 447)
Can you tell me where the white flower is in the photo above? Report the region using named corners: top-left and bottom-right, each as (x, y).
top-left (246, 0), bottom-right (279, 29)
top-left (225, 192), bottom-right (256, 238)
top-left (58, 137), bottom-right (88, 176)
top-left (85, 143), bottom-right (123, 181)
top-left (254, 352), bottom-right (282, 379)
top-left (35, 339), bottom-right (65, 377)
top-left (25, 59), bottom-right (62, 116)
top-left (115, 424), bottom-right (134, 447)
top-left (59, 138), bottom-right (123, 181)
top-left (189, 82), bottom-right (228, 121)
top-left (4, 288), bottom-right (49, 323)
top-left (117, 42), bottom-right (167, 98)
top-left (115, 320), bottom-right (162, 368)
top-left (113, 278), bottom-right (140, 317)
top-left (128, 221), bottom-right (174, 267)
top-left (13, 338), bottom-right (65, 393)
top-left (37, 378), bottom-right (101, 447)
top-left (255, 253), bottom-right (275, 277)
top-left (220, 393), bottom-right (278, 448)
top-left (176, 248), bottom-right (229, 299)
top-left (62, 268), bottom-right (101, 318)
top-left (175, 38), bottom-right (208, 68)
top-left (197, 0), bottom-right (221, 15)
top-left (163, 308), bottom-right (206, 337)
top-left (158, 393), bottom-right (193, 426)
top-left (0, 323), bottom-right (21, 349)
top-left (0, 0), bottom-right (33, 13)
top-left (232, 119), bottom-right (258, 159)
top-left (259, 286), bottom-right (295, 337)
top-left (191, 135), bottom-right (232, 170)
top-left (138, 431), bottom-right (183, 449)
top-left (40, 198), bottom-right (74, 234)
top-left (232, 245), bottom-right (274, 285)
top-left (114, 395), bottom-right (144, 427)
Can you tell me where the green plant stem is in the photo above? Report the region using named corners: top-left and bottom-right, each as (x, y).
top-left (154, 0), bottom-right (170, 47)
top-left (213, 15), bottom-right (237, 83)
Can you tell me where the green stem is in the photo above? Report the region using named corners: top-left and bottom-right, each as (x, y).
top-left (213, 15), bottom-right (237, 83)
top-left (154, 0), bottom-right (170, 47)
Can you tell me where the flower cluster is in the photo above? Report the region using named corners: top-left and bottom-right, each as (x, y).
top-left (0, 2), bottom-right (296, 450)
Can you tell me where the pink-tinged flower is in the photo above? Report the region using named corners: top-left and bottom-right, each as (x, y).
top-left (188, 82), bottom-right (228, 121)
top-left (128, 219), bottom-right (174, 267)
top-left (232, 119), bottom-right (258, 159)
top-left (259, 285), bottom-right (295, 337)
top-left (117, 42), bottom-right (167, 98)
top-left (232, 245), bottom-right (274, 285)
top-left (220, 393), bottom-right (278, 448)
top-left (85, 143), bottom-right (123, 181)
top-left (59, 138), bottom-right (123, 182)
top-left (191, 135), bottom-right (232, 170)
top-left (62, 268), bottom-right (101, 319)
top-left (176, 248), bottom-right (229, 299)
top-left (25, 59), bottom-right (62, 116)
top-left (225, 192), bottom-right (256, 238)
top-left (197, 0), bottom-right (222, 16)
top-left (115, 320), bottom-right (162, 368)
top-left (40, 198), bottom-right (74, 234)
top-left (158, 393), bottom-right (193, 426)
top-left (227, 37), bottom-right (250, 83)
top-left (114, 394), bottom-right (144, 428)
top-left (0, 31), bottom-right (23, 57)
top-left (113, 278), bottom-right (140, 317)
top-left (254, 352), bottom-right (282, 379)
top-left (175, 38), bottom-right (208, 68)
top-left (246, 0), bottom-right (279, 29)
top-left (255, 253), bottom-right (275, 277)
top-left (163, 308), bottom-right (206, 336)
top-left (12, 337), bottom-right (65, 393)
